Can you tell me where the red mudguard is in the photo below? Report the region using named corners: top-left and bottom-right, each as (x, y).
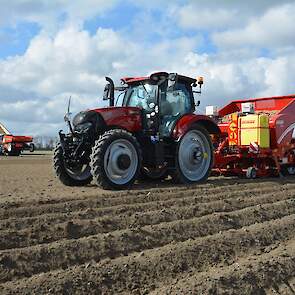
top-left (172, 114), bottom-right (220, 140)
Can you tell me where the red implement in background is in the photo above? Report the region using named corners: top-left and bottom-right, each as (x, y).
top-left (0, 123), bottom-right (34, 156)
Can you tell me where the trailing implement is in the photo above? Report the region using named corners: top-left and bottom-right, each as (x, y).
top-left (210, 95), bottom-right (295, 178)
top-left (54, 72), bottom-right (220, 189)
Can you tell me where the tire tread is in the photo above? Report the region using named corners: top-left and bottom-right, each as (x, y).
top-left (53, 142), bottom-right (92, 186)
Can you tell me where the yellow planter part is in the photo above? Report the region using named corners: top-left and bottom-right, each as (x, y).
top-left (239, 114), bottom-right (270, 148)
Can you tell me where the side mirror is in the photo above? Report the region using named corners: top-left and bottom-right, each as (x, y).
top-left (103, 84), bottom-right (111, 100)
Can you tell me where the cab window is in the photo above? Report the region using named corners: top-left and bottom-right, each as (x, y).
top-left (160, 82), bottom-right (193, 117)
top-left (125, 84), bottom-right (157, 111)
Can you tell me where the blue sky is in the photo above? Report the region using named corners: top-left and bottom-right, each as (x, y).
top-left (0, 0), bottom-right (295, 135)
top-left (0, 23), bottom-right (39, 58)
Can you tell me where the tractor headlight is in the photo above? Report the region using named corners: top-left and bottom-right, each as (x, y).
top-left (74, 122), bottom-right (93, 132)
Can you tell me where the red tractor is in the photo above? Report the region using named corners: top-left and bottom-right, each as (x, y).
top-left (54, 72), bottom-right (220, 189)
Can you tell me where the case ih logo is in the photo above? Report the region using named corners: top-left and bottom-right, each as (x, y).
top-left (278, 123), bottom-right (295, 144)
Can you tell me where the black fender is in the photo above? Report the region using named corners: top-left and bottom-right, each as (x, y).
top-left (72, 110), bottom-right (106, 136)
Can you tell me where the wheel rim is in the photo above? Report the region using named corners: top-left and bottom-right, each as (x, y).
top-left (65, 164), bottom-right (91, 181)
top-left (104, 139), bottom-right (138, 185)
top-left (178, 130), bottom-right (211, 182)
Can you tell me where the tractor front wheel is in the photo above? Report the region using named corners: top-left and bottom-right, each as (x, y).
top-left (172, 125), bottom-right (213, 184)
top-left (90, 129), bottom-right (142, 190)
top-left (53, 142), bottom-right (92, 186)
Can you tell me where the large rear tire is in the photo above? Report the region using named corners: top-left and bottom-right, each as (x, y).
top-left (53, 142), bottom-right (92, 186)
top-left (172, 125), bottom-right (213, 184)
top-left (90, 129), bottom-right (142, 190)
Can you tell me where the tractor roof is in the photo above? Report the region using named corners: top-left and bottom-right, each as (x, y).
top-left (121, 76), bottom-right (149, 84)
top-left (121, 72), bottom-right (196, 85)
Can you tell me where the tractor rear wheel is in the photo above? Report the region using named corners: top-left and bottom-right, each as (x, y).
top-left (90, 129), bottom-right (142, 190)
top-left (172, 125), bottom-right (213, 184)
top-left (53, 142), bottom-right (92, 186)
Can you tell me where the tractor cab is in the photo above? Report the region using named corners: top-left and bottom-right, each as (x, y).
top-left (104, 72), bottom-right (203, 138)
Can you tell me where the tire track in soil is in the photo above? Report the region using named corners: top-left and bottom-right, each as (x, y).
top-left (0, 199), bottom-right (294, 284)
top-left (2, 156), bottom-right (295, 294)
top-left (151, 238), bottom-right (295, 295)
top-left (0, 189), bottom-right (294, 250)
top-left (0, 183), bottom-right (293, 232)
top-left (0, 181), bottom-right (292, 220)
top-left (1, 213), bottom-right (295, 294)
top-left (266, 277), bottom-right (295, 295)
top-left (0, 178), bottom-right (285, 209)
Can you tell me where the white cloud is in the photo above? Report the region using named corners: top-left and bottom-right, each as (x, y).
top-left (0, 0), bottom-right (118, 31)
top-left (260, 55), bottom-right (295, 96)
top-left (177, 6), bottom-right (237, 30)
top-left (2, 24), bottom-right (295, 135)
top-left (2, 23), bottom-right (295, 136)
top-left (0, 25), bottom-right (135, 134)
top-left (174, 0), bottom-right (293, 31)
top-left (0, 26), bottom-right (135, 97)
top-left (213, 3), bottom-right (295, 49)
top-left (1, 1), bottom-right (295, 136)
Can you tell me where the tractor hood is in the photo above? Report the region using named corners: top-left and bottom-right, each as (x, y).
top-left (73, 107), bottom-right (142, 133)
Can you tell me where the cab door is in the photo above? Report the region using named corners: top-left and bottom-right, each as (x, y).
top-left (123, 83), bottom-right (160, 134)
top-left (159, 81), bottom-right (195, 137)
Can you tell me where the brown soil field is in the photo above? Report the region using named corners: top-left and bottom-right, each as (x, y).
top-left (0, 153), bottom-right (295, 294)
